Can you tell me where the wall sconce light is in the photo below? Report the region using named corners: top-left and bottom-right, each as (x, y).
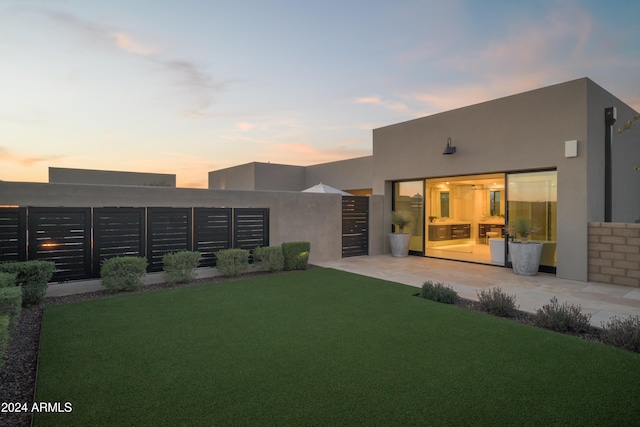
top-left (443, 137), bottom-right (456, 155)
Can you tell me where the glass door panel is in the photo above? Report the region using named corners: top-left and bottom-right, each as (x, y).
top-left (393, 181), bottom-right (424, 254)
top-left (506, 170), bottom-right (557, 271)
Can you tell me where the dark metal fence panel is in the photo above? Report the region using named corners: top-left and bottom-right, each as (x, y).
top-left (147, 208), bottom-right (192, 272)
top-left (233, 208), bottom-right (269, 251)
top-left (93, 208), bottom-right (146, 277)
top-left (27, 207), bottom-right (92, 282)
top-left (0, 207), bottom-right (27, 263)
top-left (342, 196), bottom-right (368, 257)
top-left (193, 208), bottom-right (232, 267)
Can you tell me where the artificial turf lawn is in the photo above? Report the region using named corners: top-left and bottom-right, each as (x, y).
top-left (35, 268), bottom-right (640, 426)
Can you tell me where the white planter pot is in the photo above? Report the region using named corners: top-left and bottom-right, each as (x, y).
top-left (508, 242), bottom-right (543, 276)
top-left (389, 233), bottom-right (410, 257)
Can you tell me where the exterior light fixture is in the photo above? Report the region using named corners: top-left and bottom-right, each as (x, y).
top-left (443, 137), bottom-right (456, 155)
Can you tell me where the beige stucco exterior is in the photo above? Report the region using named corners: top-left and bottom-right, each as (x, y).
top-left (208, 157), bottom-right (373, 193)
top-left (371, 78), bottom-right (639, 281)
top-left (49, 167), bottom-right (177, 187)
top-left (205, 77), bottom-right (639, 282)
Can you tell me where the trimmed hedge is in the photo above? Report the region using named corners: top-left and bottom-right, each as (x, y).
top-left (215, 249), bottom-right (250, 277)
top-left (282, 242), bottom-right (310, 271)
top-left (253, 247), bottom-right (285, 272)
top-left (0, 261), bottom-right (54, 306)
top-left (0, 286), bottom-right (22, 330)
top-left (163, 251), bottom-right (201, 284)
top-left (0, 315), bottom-right (9, 370)
top-left (101, 257), bottom-right (148, 293)
top-left (0, 272), bottom-right (17, 288)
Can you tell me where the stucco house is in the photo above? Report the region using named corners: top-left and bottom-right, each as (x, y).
top-left (209, 77), bottom-right (640, 282)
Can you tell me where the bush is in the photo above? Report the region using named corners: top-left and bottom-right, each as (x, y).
top-left (0, 315), bottom-right (9, 370)
top-left (534, 297), bottom-right (591, 333)
top-left (420, 281), bottom-right (459, 304)
top-left (282, 242), bottom-right (310, 271)
top-left (101, 257), bottom-right (148, 293)
top-left (215, 249), bottom-right (250, 277)
top-left (601, 315), bottom-right (640, 353)
top-left (0, 286), bottom-right (22, 330)
top-left (477, 287), bottom-right (519, 317)
top-left (0, 261), bottom-right (55, 306)
top-left (253, 247), bottom-right (285, 272)
top-left (163, 251), bottom-right (201, 284)
top-left (0, 272), bottom-right (16, 288)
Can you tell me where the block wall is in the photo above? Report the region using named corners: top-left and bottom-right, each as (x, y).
top-left (588, 222), bottom-right (640, 287)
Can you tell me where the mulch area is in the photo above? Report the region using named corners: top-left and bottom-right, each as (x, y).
top-left (0, 267), bottom-right (606, 427)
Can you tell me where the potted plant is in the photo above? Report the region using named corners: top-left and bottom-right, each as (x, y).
top-left (389, 210), bottom-right (412, 257)
top-left (507, 218), bottom-right (543, 275)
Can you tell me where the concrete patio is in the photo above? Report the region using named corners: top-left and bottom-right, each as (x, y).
top-left (317, 255), bottom-right (640, 327)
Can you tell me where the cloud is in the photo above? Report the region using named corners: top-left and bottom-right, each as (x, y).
top-left (110, 31), bottom-right (158, 56)
top-left (37, 8), bottom-right (224, 116)
top-left (236, 122), bottom-right (255, 131)
top-left (404, 6), bottom-right (610, 114)
top-left (354, 96), bottom-right (409, 113)
top-left (0, 146), bottom-right (66, 167)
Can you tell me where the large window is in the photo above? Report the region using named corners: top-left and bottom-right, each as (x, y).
top-left (507, 170), bottom-right (557, 271)
top-left (393, 181), bottom-right (424, 253)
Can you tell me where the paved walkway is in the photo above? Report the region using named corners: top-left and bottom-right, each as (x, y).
top-left (317, 255), bottom-right (640, 327)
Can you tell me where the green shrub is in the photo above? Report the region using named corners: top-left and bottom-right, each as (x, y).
top-left (215, 249), bottom-right (250, 277)
top-left (163, 251), bottom-right (201, 284)
top-left (477, 286), bottom-right (519, 317)
top-left (0, 272), bottom-right (16, 288)
top-left (282, 242), bottom-right (310, 271)
top-left (601, 315), bottom-right (640, 353)
top-left (420, 281), bottom-right (459, 304)
top-left (534, 297), bottom-right (591, 333)
top-left (0, 315), bottom-right (9, 370)
top-left (101, 257), bottom-right (148, 293)
top-left (0, 261), bottom-right (54, 306)
top-left (253, 247), bottom-right (285, 272)
top-left (0, 286), bottom-right (22, 330)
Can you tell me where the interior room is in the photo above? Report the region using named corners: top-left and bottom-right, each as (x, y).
top-left (424, 173), bottom-right (506, 265)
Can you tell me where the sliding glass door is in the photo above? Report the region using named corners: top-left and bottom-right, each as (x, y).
top-left (393, 181), bottom-right (424, 254)
top-left (506, 170), bottom-right (557, 272)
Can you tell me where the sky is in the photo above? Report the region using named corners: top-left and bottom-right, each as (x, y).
top-left (1, 0), bottom-right (639, 188)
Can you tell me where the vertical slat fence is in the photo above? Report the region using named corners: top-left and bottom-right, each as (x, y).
top-left (93, 208), bottom-right (146, 277)
top-left (0, 207), bottom-right (27, 263)
top-left (194, 208), bottom-right (232, 267)
top-left (27, 207), bottom-right (92, 282)
top-left (234, 208), bottom-right (269, 251)
top-left (147, 208), bottom-right (192, 272)
top-left (342, 196), bottom-right (369, 257)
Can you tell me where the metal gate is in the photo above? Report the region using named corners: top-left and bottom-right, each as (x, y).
top-left (342, 196), bottom-right (368, 257)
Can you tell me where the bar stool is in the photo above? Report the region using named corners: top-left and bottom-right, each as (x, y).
top-left (485, 231), bottom-right (499, 244)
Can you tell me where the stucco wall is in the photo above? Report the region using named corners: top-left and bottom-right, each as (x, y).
top-left (49, 167), bottom-right (177, 187)
top-left (208, 163), bottom-right (257, 190)
top-left (0, 181), bottom-right (347, 263)
top-left (304, 156), bottom-right (373, 192)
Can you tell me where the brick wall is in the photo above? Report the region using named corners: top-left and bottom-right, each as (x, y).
top-left (588, 222), bottom-right (640, 287)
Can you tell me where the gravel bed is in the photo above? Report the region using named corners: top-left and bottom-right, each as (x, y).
top-left (0, 268), bottom-right (606, 426)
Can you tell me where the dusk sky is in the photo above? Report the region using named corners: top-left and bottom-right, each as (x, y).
top-left (1, 0), bottom-right (639, 188)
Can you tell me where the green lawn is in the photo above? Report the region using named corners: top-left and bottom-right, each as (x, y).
top-left (35, 268), bottom-right (640, 426)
